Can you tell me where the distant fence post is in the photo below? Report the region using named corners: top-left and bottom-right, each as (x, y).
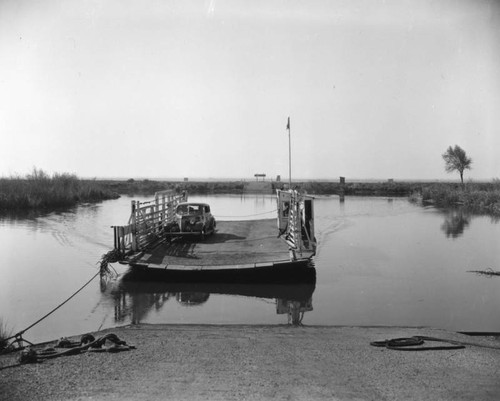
top-left (339, 176), bottom-right (346, 199)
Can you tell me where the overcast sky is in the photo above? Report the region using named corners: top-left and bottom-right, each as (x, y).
top-left (1, 0), bottom-right (499, 181)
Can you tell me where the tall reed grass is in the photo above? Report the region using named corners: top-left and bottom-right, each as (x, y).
top-left (0, 168), bottom-right (119, 211)
top-left (0, 318), bottom-right (12, 351)
top-left (411, 180), bottom-right (500, 215)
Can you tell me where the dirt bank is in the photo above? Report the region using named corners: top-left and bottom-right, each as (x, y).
top-left (1, 325), bottom-right (500, 401)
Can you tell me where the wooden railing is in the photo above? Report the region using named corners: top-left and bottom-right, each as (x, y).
top-left (112, 190), bottom-right (187, 253)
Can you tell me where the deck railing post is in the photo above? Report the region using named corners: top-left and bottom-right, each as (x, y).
top-left (162, 195), bottom-right (166, 228)
top-left (155, 194), bottom-right (160, 234)
top-left (119, 227), bottom-right (124, 253)
top-left (113, 227), bottom-right (118, 250)
top-left (131, 200), bottom-right (138, 251)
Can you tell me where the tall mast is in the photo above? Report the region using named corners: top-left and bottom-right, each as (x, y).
top-left (287, 116), bottom-right (291, 188)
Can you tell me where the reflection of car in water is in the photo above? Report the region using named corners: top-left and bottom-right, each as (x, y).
top-left (176, 292), bottom-right (210, 306)
top-left (108, 278), bottom-right (315, 326)
top-left (165, 202), bottom-right (216, 239)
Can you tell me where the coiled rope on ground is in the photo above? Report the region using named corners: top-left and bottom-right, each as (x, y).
top-left (371, 335), bottom-right (500, 351)
top-left (370, 336), bottom-right (466, 351)
top-left (18, 333), bottom-right (135, 364)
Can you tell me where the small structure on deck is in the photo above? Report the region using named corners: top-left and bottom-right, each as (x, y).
top-left (254, 173), bottom-right (266, 181)
top-left (108, 189), bottom-right (316, 284)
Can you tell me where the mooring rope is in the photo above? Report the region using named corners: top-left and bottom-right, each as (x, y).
top-left (370, 336), bottom-right (466, 351)
top-left (216, 209), bottom-right (278, 218)
top-left (2, 270), bottom-right (101, 349)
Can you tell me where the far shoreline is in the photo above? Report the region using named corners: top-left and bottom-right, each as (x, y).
top-left (99, 177), bottom-right (498, 194)
top-left (98, 178), bottom-right (500, 216)
top-left (1, 171), bottom-right (499, 215)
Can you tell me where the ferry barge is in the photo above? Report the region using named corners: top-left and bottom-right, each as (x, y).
top-left (109, 189), bottom-right (316, 284)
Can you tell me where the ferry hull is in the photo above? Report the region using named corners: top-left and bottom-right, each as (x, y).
top-left (119, 276), bottom-right (316, 301)
top-left (125, 259), bottom-right (316, 285)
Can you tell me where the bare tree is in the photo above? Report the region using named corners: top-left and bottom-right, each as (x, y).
top-left (442, 145), bottom-right (472, 184)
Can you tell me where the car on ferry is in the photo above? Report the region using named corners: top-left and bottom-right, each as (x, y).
top-left (165, 202), bottom-right (216, 238)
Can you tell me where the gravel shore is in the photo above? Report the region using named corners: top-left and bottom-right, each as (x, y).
top-left (1, 324), bottom-right (500, 401)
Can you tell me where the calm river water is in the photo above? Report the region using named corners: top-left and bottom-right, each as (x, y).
top-left (1, 194), bottom-right (499, 343)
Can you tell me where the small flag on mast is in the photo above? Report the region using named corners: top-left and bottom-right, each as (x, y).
top-left (286, 117), bottom-right (290, 130)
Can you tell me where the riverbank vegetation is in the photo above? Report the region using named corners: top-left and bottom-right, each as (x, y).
top-left (0, 318), bottom-right (11, 351)
top-left (0, 169), bottom-right (119, 211)
top-left (2, 171), bottom-right (499, 216)
top-left (100, 179), bottom-right (246, 195)
top-left (98, 178), bottom-right (500, 202)
top-left (291, 180), bottom-right (418, 196)
top-left (100, 179), bottom-right (419, 196)
top-left (410, 181), bottom-right (500, 216)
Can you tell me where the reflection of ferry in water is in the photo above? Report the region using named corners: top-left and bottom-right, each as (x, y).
top-left (106, 189), bottom-right (316, 284)
top-left (109, 277), bottom-right (315, 326)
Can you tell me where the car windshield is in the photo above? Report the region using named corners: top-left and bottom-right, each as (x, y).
top-left (176, 204), bottom-right (203, 215)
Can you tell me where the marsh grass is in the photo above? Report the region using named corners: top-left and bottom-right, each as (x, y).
top-left (0, 168), bottom-right (119, 211)
top-left (102, 179), bottom-right (247, 195)
top-left (0, 318), bottom-right (12, 351)
top-left (412, 181), bottom-right (500, 216)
